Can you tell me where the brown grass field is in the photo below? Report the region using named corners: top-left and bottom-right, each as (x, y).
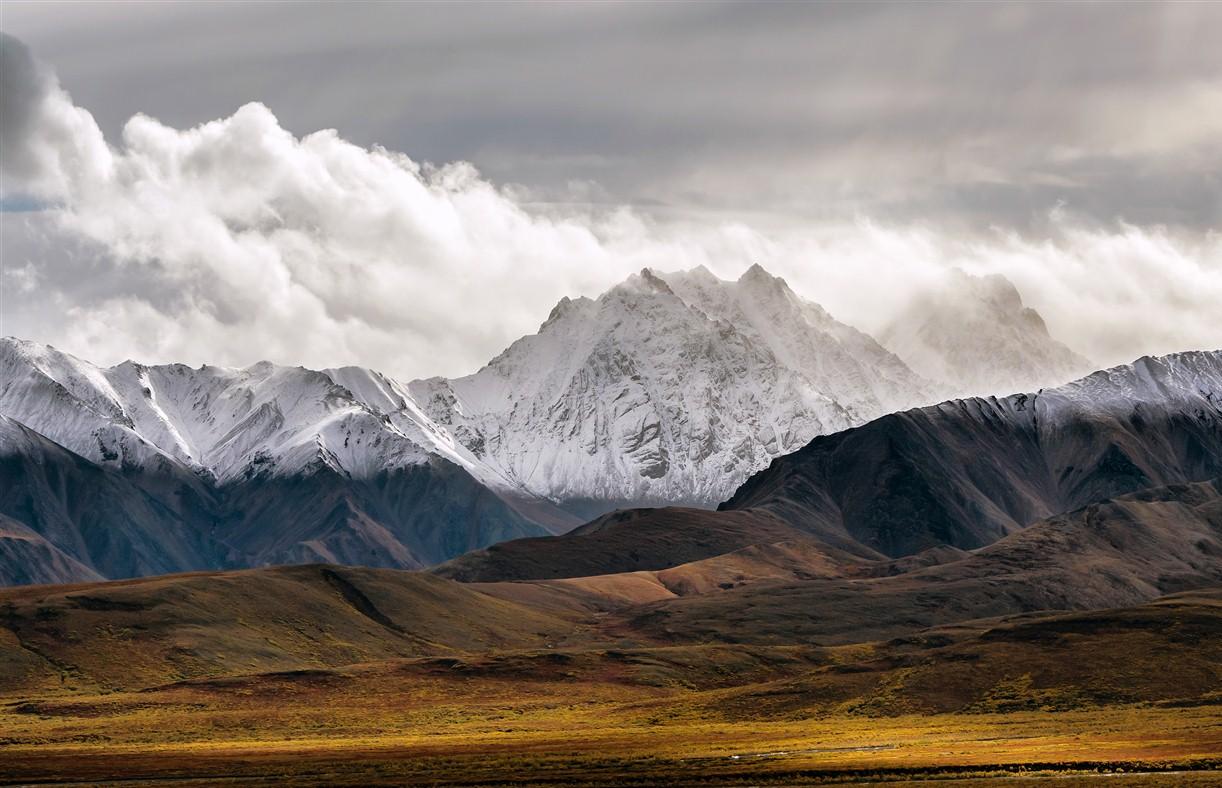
top-left (2, 681), bottom-right (1221, 785)
top-left (1, 566), bottom-right (1220, 785)
top-left (2, 651), bottom-right (1220, 785)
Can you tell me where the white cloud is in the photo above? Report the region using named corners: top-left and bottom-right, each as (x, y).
top-left (0, 33), bottom-right (112, 200)
top-left (1, 33), bottom-right (1219, 380)
top-left (746, 219), bottom-right (1222, 367)
top-left (0, 38), bottom-right (723, 375)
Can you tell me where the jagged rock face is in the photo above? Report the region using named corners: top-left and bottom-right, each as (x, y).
top-left (662, 265), bottom-right (924, 418)
top-left (0, 340), bottom-right (555, 584)
top-left (724, 350), bottom-right (1222, 557)
top-left (880, 268), bottom-right (1093, 398)
top-left (411, 265), bottom-right (933, 518)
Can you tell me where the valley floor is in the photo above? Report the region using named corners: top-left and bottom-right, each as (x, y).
top-left (2, 665), bottom-right (1219, 786)
top-left (2, 559), bottom-right (1220, 785)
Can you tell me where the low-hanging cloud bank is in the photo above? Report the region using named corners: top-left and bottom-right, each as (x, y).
top-left (1, 32), bottom-right (1219, 379)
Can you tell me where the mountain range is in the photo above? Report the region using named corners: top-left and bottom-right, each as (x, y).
top-left (0, 341), bottom-right (555, 582)
top-left (2, 266), bottom-right (1220, 784)
top-left (439, 348), bottom-right (1222, 579)
top-left (0, 264), bottom-right (1148, 585)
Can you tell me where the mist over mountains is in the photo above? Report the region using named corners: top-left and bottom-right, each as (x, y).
top-left (3, 30), bottom-right (1220, 388)
top-left (881, 268), bottom-right (1093, 398)
top-left (0, 263), bottom-right (1216, 586)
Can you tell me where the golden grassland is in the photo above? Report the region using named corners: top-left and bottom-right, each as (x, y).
top-left (2, 659), bottom-right (1220, 786)
top-left (1, 569), bottom-right (1220, 784)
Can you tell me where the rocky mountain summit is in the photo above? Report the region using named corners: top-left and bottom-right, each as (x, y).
top-left (412, 264), bottom-right (932, 517)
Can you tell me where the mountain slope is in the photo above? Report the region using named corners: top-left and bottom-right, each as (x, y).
top-left (0, 563), bottom-right (577, 694)
top-left (432, 506), bottom-right (863, 583)
top-left (0, 415), bottom-right (225, 581)
top-left (880, 268), bottom-right (1093, 397)
top-left (215, 457), bottom-right (550, 569)
top-left (723, 349), bottom-right (1222, 556)
top-left (411, 265), bottom-right (931, 518)
top-left (0, 515), bottom-right (105, 586)
top-left (0, 340), bottom-right (555, 583)
top-left (632, 477), bottom-right (1222, 645)
top-left (0, 417), bottom-right (549, 581)
top-left (436, 350), bottom-right (1222, 583)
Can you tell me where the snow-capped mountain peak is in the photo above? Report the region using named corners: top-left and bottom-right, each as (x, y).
top-left (0, 338), bottom-right (459, 485)
top-left (0, 264), bottom-right (1104, 527)
top-left (880, 268), bottom-right (1093, 398)
top-left (407, 264), bottom-right (934, 517)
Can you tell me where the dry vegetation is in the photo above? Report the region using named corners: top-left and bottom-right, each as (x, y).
top-left (1, 678), bottom-right (1219, 785)
top-left (1, 564), bottom-right (1219, 784)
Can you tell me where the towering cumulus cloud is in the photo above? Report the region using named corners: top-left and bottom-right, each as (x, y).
top-left (1, 33), bottom-right (1219, 379)
top-left (0, 33), bottom-right (111, 200)
top-left (1, 33), bottom-right (715, 375)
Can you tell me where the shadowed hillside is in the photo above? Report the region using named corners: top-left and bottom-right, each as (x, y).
top-left (627, 478), bottom-right (1222, 644)
top-left (724, 352), bottom-right (1222, 556)
top-left (0, 564), bottom-right (578, 694)
top-left (432, 506), bottom-right (869, 583)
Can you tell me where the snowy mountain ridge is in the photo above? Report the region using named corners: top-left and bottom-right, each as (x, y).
top-left (1038, 348), bottom-right (1222, 421)
top-left (1, 263), bottom-right (1108, 521)
top-left (409, 264), bottom-right (937, 517)
top-left (0, 338), bottom-right (568, 577)
top-left (0, 338), bottom-right (423, 480)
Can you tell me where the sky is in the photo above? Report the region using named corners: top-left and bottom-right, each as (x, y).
top-left (1, 2), bottom-right (1220, 379)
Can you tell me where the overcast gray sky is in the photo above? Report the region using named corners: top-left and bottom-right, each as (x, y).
top-left (7, 1), bottom-right (1221, 228)
top-left (1, 2), bottom-right (1220, 377)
